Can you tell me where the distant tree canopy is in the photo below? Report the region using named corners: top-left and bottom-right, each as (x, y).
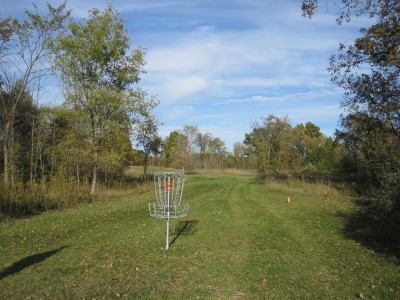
top-left (244, 115), bottom-right (341, 174)
top-left (133, 116), bottom-right (161, 176)
top-left (156, 117), bottom-right (341, 174)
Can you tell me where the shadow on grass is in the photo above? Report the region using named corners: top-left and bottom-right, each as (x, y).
top-left (0, 246), bottom-right (68, 280)
top-left (337, 201), bottom-right (400, 260)
top-left (170, 220), bottom-right (198, 247)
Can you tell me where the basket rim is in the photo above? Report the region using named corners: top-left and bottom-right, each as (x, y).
top-left (154, 171), bottom-right (185, 176)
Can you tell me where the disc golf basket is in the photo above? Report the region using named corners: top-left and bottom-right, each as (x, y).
top-left (149, 172), bottom-right (189, 250)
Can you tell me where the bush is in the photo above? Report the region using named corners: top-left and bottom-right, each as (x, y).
top-left (368, 172), bottom-right (400, 217)
top-left (302, 162), bottom-right (317, 173)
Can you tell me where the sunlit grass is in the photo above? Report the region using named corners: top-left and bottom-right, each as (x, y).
top-left (0, 174), bottom-right (399, 299)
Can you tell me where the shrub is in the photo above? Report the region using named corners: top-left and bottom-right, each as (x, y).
top-left (368, 172), bottom-right (400, 217)
top-left (302, 162), bottom-right (317, 173)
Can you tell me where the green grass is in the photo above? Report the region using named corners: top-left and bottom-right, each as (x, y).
top-left (1, 174), bottom-right (399, 299)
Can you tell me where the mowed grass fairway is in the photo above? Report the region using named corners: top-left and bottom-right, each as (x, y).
top-left (1, 174), bottom-right (399, 299)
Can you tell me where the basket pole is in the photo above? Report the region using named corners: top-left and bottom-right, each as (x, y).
top-left (165, 175), bottom-right (171, 250)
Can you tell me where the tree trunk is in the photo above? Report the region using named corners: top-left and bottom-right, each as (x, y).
top-left (10, 124), bottom-right (15, 188)
top-left (3, 136), bottom-right (9, 185)
top-left (76, 163), bottom-right (80, 188)
top-left (90, 164), bottom-right (97, 195)
top-left (90, 150), bottom-right (98, 195)
top-left (143, 154), bottom-right (149, 181)
top-left (3, 119), bottom-right (11, 186)
top-left (39, 150), bottom-right (46, 184)
top-left (30, 116), bottom-right (35, 182)
top-left (50, 122), bottom-right (56, 179)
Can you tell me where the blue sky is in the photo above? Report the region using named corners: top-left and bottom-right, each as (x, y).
top-left (1, 0), bottom-right (370, 150)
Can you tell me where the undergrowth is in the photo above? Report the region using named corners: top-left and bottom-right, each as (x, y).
top-left (0, 175), bottom-right (152, 219)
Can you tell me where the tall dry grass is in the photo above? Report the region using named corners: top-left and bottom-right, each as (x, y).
top-left (0, 173), bottom-right (153, 219)
top-left (125, 165), bottom-right (259, 176)
top-left (265, 173), bottom-right (350, 200)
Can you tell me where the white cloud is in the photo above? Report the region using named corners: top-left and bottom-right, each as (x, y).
top-left (251, 95), bottom-right (275, 102)
top-left (146, 40), bottom-right (219, 74)
top-left (141, 11), bottom-right (351, 107)
top-left (191, 114), bottom-right (223, 121)
top-left (250, 88), bottom-right (343, 103)
top-left (155, 75), bottom-right (210, 104)
top-left (66, 0), bottom-right (187, 18)
top-left (160, 104), bottom-right (194, 120)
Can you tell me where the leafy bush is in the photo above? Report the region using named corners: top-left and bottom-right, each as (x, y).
top-left (302, 162), bottom-right (317, 173)
top-left (368, 172), bottom-right (400, 217)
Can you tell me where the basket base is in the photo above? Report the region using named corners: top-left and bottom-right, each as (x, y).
top-left (149, 203), bottom-right (189, 219)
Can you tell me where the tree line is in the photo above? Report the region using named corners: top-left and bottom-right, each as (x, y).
top-left (144, 119), bottom-right (341, 176)
top-left (1, 0), bottom-right (399, 220)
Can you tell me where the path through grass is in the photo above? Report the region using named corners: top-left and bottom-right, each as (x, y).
top-left (1, 174), bottom-right (399, 298)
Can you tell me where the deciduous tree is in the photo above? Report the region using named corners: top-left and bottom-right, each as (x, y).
top-left (52, 5), bottom-right (156, 194)
top-left (245, 115), bottom-right (293, 173)
top-left (178, 125), bottom-right (199, 169)
top-left (195, 132), bottom-right (212, 169)
top-left (134, 116), bottom-right (161, 176)
top-left (209, 137), bottom-right (226, 170)
top-left (163, 131), bottom-right (181, 168)
top-left (232, 142), bottom-right (247, 169)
